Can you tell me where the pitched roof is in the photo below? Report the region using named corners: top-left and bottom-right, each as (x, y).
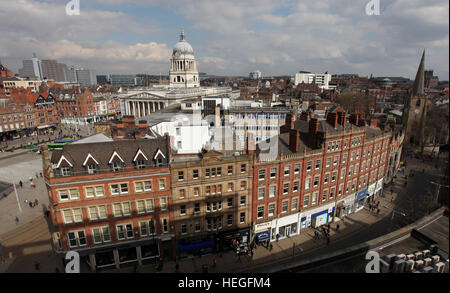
top-left (50, 138), bottom-right (169, 173)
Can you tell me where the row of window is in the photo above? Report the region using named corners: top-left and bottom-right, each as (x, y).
top-left (257, 197), bottom-right (300, 219)
top-left (178, 196), bottom-right (247, 216)
top-left (179, 212), bottom-right (246, 234)
top-left (56, 179), bottom-right (167, 201)
top-left (61, 198), bottom-right (168, 224)
top-left (258, 150), bottom-right (387, 180)
top-left (177, 164), bottom-right (247, 181)
top-left (63, 218), bottom-right (169, 248)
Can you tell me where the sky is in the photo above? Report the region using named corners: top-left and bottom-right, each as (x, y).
top-left (0, 0), bottom-right (448, 80)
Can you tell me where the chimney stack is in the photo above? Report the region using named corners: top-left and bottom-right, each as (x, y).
top-left (337, 111), bottom-right (346, 127)
top-left (349, 113), bottom-right (359, 126)
top-left (369, 118), bottom-right (379, 128)
top-left (289, 129), bottom-right (300, 153)
top-left (41, 145), bottom-right (54, 179)
top-left (308, 118), bottom-right (320, 148)
top-left (327, 112), bottom-right (338, 128)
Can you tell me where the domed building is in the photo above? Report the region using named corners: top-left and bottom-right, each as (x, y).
top-left (120, 31), bottom-right (238, 118)
top-left (169, 31), bottom-right (200, 88)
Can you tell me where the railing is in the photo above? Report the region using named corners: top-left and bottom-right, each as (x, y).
top-left (53, 165), bottom-right (168, 178)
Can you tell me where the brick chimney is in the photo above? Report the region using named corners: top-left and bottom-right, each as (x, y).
top-left (308, 118), bottom-right (320, 148)
top-left (138, 120), bottom-right (149, 138)
top-left (289, 129), bottom-right (300, 153)
top-left (369, 118), bottom-right (379, 128)
top-left (337, 111), bottom-right (346, 127)
top-left (327, 112), bottom-right (338, 128)
top-left (349, 113), bottom-right (359, 126)
top-left (285, 113), bottom-right (296, 130)
top-left (41, 145), bottom-right (54, 179)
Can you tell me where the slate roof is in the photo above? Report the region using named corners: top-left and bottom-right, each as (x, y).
top-left (51, 137), bottom-right (170, 173)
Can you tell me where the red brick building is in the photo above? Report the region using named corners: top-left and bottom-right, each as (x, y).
top-left (251, 106), bottom-right (393, 243)
top-left (43, 136), bottom-right (174, 271)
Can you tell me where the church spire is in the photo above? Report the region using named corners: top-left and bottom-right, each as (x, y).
top-left (412, 49), bottom-right (425, 96)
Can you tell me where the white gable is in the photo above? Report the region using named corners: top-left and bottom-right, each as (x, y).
top-left (56, 155), bottom-right (73, 168)
top-left (133, 149), bottom-right (148, 162)
top-left (108, 151), bottom-right (124, 164)
top-left (153, 149), bottom-right (166, 160)
top-left (83, 153), bottom-right (100, 166)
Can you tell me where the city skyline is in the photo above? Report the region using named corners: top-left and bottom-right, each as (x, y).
top-left (0, 0), bottom-right (448, 80)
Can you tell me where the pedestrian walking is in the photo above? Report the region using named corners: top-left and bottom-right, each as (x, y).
top-left (276, 233), bottom-right (280, 242)
top-left (34, 261), bottom-right (40, 271)
top-left (29, 202), bottom-right (32, 208)
top-left (269, 243), bottom-right (273, 251)
top-left (19, 180), bottom-right (23, 188)
top-left (35, 199), bottom-right (39, 206)
top-left (15, 217), bottom-right (19, 225)
top-left (336, 224), bottom-right (340, 232)
top-left (369, 203), bottom-right (372, 212)
top-left (377, 208), bottom-right (380, 215)
top-left (40, 172), bottom-right (43, 177)
top-left (35, 172), bottom-right (39, 179)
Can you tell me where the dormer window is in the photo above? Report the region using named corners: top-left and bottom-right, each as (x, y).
top-left (60, 166), bottom-right (73, 177)
top-left (87, 164), bottom-right (98, 174)
top-left (135, 160), bottom-right (146, 169)
top-left (112, 161), bottom-right (124, 172)
top-left (133, 149), bottom-right (148, 169)
top-left (155, 158), bottom-right (163, 167)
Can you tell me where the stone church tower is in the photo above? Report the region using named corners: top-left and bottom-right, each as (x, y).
top-left (403, 50), bottom-right (428, 149)
top-left (169, 30), bottom-right (200, 88)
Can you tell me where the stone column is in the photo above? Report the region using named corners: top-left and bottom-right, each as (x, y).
top-left (137, 101), bottom-right (141, 118)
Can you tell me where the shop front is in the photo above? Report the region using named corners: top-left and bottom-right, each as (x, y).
top-left (253, 221), bottom-right (272, 244)
top-left (336, 193), bottom-right (356, 218)
top-left (217, 227), bottom-right (250, 252)
top-left (375, 178), bottom-right (384, 199)
top-left (366, 183), bottom-right (376, 203)
top-left (355, 188), bottom-right (368, 211)
top-left (300, 202), bottom-right (335, 230)
top-left (274, 213), bottom-right (300, 240)
top-left (177, 234), bottom-right (215, 259)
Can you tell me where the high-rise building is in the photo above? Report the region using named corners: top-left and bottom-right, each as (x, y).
top-left (65, 66), bottom-right (77, 83)
top-left (41, 60), bottom-right (66, 81)
top-left (294, 71), bottom-right (333, 90)
top-left (18, 54), bottom-right (43, 79)
top-left (249, 70), bottom-right (262, 79)
top-left (76, 69), bottom-right (97, 86)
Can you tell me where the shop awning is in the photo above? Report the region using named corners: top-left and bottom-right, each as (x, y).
top-left (356, 188), bottom-right (368, 201)
top-left (255, 231), bottom-right (270, 242)
top-left (37, 125), bottom-right (50, 129)
top-left (178, 239), bottom-right (215, 253)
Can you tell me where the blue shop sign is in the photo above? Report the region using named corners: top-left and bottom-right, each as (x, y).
top-left (356, 188), bottom-right (368, 201)
top-left (301, 207), bottom-right (336, 222)
top-left (255, 230), bottom-right (270, 242)
top-left (178, 237), bottom-right (215, 253)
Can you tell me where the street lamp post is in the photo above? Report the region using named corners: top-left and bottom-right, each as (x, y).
top-left (429, 181), bottom-right (449, 204)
